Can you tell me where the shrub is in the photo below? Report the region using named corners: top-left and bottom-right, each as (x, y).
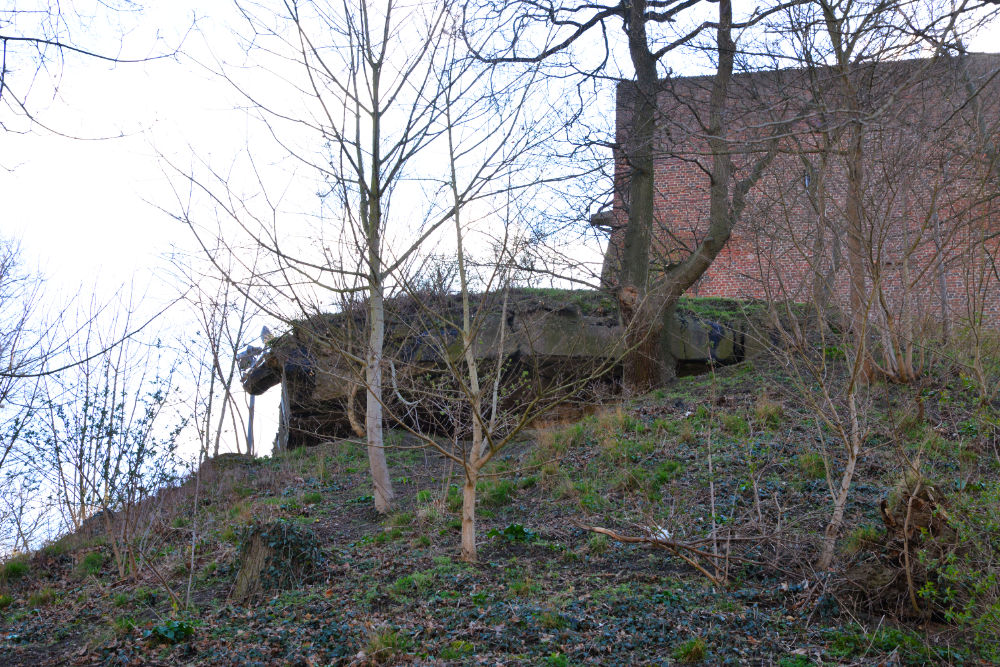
top-left (415, 504), bottom-right (438, 523)
top-left (677, 420), bottom-right (696, 444)
top-left (112, 616), bottom-right (136, 636)
top-left (375, 527), bottom-right (404, 544)
top-left (796, 452), bottom-right (826, 480)
top-left (540, 462), bottom-right (561, 485)
top-left (537, 610), bottom-right (568, 629)
top-left (144, 619), bottom-right (195, 645)
top-left (446, 485), bottom-right (463, 512)
top-left (593, 408), bottom-right (627, 436)
top-left (918, 480), bottom-right (1000, 651)
top-left (440, 640), bottom-right (475, 660)
top-left (622, 414), bottom-right (647, 434)
top-left (828, 626), bottom-right (943, 663)
top-left (721, 413), bottom-right (749, 436)
top-left (823, 345), bottom-right (845, 360)
top-left (653, 460), bottom-right (683, 485)
top-left (135, 587), bottom-right (156, 605)
top-left (0, 558), bottom-right (28, 581)
top-left (532, 420), bottom-right (589, 466)
top-left (612, 468), bottom-right (648, 492)
top-left (76, 551), bottom-right (105, 577)
top-left (0, 594), bottom-right (12, 609)
top-left (301, 491), bottom-right (323, 505)
top-left (480, 479), bottom-right (516, 507)
top-left (509, 576), bottom-right (538, 597)
top-left (486, 523), bottom-right (537, 542)
top-left (574, 479), bottom-right (606, 510)
top-left (27, 587), bottom-right (56, 607)
top-left (228, 502), bottom-right (250, 520)
top-left (518, 475), bottom-right (537, 489)
top-left (754, 396), bottom-right (783, 429)
top-left (233, 484), bottom-right (254, 499)
top-left (587, 534), bottom-right (609, 555)
top-left (39, 538), bottom-right (73, 558)
top-left (390, 572), bottom-right (434, 595)
top-left (365, 627), bottom-right (410, 664)
top-left (844, 525), bottom-right (882, 555)
top-left (388, 511), bottom-right (414, 527)
top-left (551, 473), bottom-right (576, 500)
top-left (673, 637), bottom-right (707, 663)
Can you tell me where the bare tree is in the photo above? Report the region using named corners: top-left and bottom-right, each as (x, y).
top-left (386, 251), bottom-right (626, 562)
top-left (0, 472), bottom-right (45, 556)
top-left (0, 1), bottom-right (185, 137)
top-left (468, 0), bottom-right (793, 389)
top-left (169, 0), bottom-right (563, 514)
top-left (170, 247), bottom-right (265, 460)
top-left (0, 238), bottom-right (44, 477)
top-left (743, 0), bottom-right (1000, 568)
top-left (949, 47), bottom-right (1000, 402)
top-left (26, 295), bottom-right (181, 576)
top-left (763, 0), bottom-right (1000, 382)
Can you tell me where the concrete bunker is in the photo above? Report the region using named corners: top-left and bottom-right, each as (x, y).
top-left (238, 290), bottom-right (762, 450)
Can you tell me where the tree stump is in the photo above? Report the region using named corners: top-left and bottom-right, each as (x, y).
top-left (231, 520), bottom-right (323, 602)
top-left (232, 528), bottom-right (270, 601)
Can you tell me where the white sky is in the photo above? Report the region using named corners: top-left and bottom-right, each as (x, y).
top-left (2, 3), bottom-right (998, 457)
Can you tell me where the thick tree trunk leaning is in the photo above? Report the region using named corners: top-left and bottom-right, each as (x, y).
top-left (618, 0), bottom-right (664, 391)
top-left (617, 0), bottom-right (774, 391)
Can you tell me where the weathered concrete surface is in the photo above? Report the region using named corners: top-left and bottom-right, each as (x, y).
top-left (669, 313), bottom-right (762, 364)
top-left (238, 290), bottom-right (760, 448)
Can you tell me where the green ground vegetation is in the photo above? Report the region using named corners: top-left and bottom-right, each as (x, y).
top-left (1, 339), bottom-right (997, 665)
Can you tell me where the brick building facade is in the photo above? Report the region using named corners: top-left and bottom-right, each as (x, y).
top-left (599, 54), bottom-right (1000, 328)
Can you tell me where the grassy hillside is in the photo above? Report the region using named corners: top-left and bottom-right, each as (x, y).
top-left (1, 354), bottom-right (998, 666)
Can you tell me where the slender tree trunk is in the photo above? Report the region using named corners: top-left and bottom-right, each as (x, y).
top-left (844, 121), bottom-right (874, 380)
top-left (277, 369), bottom-right (289, 453)
top-left (821, 3), bottom-right (873, 380)
top-left (346, 383), bottom-right (365, 438)
top-left (361, 48), bottom-right (395, 514)
top-left (818, 393), bottom-right (861, 570)
top-left (246, 394), bottom-right (255, 456)
top-left (931, 212), bottom-right (950, 342)
top-left (807, 153), bottom-right (834, 312)
top-left (448, 108), bottom-right (484, 561)
top-left (205, 366), bottom-right (218, 457)
top-left (447, 110), bottom-right (485, 462)
top-left (461, 467), bottom-right (478, 562)
top-left (212, 381), bottom-right (229, 458)
top-left (366, 283), bottom-right (394, 513)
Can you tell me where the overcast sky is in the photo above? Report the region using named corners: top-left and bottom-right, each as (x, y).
top-left (3, 2), bottom-right (999, 456)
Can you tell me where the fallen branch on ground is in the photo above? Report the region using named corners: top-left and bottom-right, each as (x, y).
top-left (573, 520), bottom-right (768, 586)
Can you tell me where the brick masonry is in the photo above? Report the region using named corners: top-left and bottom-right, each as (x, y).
top-left (601, 55), bottom-right (1000, 328)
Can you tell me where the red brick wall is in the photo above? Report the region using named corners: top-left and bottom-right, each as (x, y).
top-left (603, 55), bottom-right (1000, 327)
